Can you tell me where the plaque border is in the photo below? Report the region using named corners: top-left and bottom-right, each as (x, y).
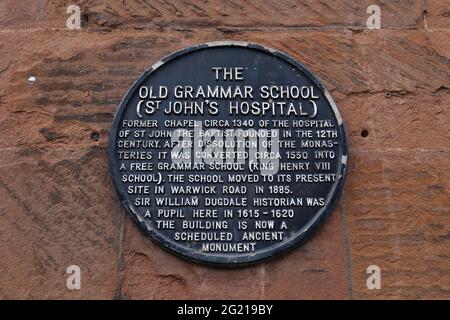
top-left (108, 41), bottom-right (348, 266)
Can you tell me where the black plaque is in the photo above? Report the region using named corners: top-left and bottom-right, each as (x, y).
top-left (108, 42), bottom-right (348, 265)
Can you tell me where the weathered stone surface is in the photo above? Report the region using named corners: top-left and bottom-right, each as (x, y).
top-left (0, 147), bottom-right (123, 299)
top-left (120, 219), bottom-right (265, 299)
top-left (0, 0), bottom-right (426, 30)
top-left (340, 92), bottom-right (450, 151)
top-left (0, 1), bottom-right (449, 299)
top-left (263, 206), bottom-right (349, 299)
top-left (76, 0), bottom-right (425, 29)
top-left (0, 0), bottom-right (51, 29)
top-left (425, 0), bottom-right (450, 29)
top-left (346, 151), bottom-right (450, 299)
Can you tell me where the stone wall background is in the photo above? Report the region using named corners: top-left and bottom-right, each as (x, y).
top-left (0, 0), bottom-right (448, 299)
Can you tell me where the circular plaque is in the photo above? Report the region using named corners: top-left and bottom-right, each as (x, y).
top-left (108, 42), bottom-right (348, 265)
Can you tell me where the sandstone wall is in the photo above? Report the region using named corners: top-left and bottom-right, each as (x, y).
top-left (0, 0), bottom-right (448, 299)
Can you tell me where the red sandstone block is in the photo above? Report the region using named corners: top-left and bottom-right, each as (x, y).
top-left (0, 148), bottom-right (122, 299)
top-left (0, 30), bottom-right (448, 152)
top-left (263, 206), bottom-right (349, 299)
top-left (339, 93), bottom-right (450, 151)
top-left (120, 218), bottom-right (264, 299)
top-left (425, 0), bottom-right (450, 29)
top-left (346, 151), bottom-right (450, 299)
top-left (0, 0), bottom-right (425, 30)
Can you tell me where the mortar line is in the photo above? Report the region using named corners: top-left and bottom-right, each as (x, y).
top-left (340, 192), bottom-right (353, 300)
top-left (114, 209), bottom-right (127, 299)
top-left (1, 25), bottom-right (449, 34)
top-left (260, 264), bottom-right (266, 299)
